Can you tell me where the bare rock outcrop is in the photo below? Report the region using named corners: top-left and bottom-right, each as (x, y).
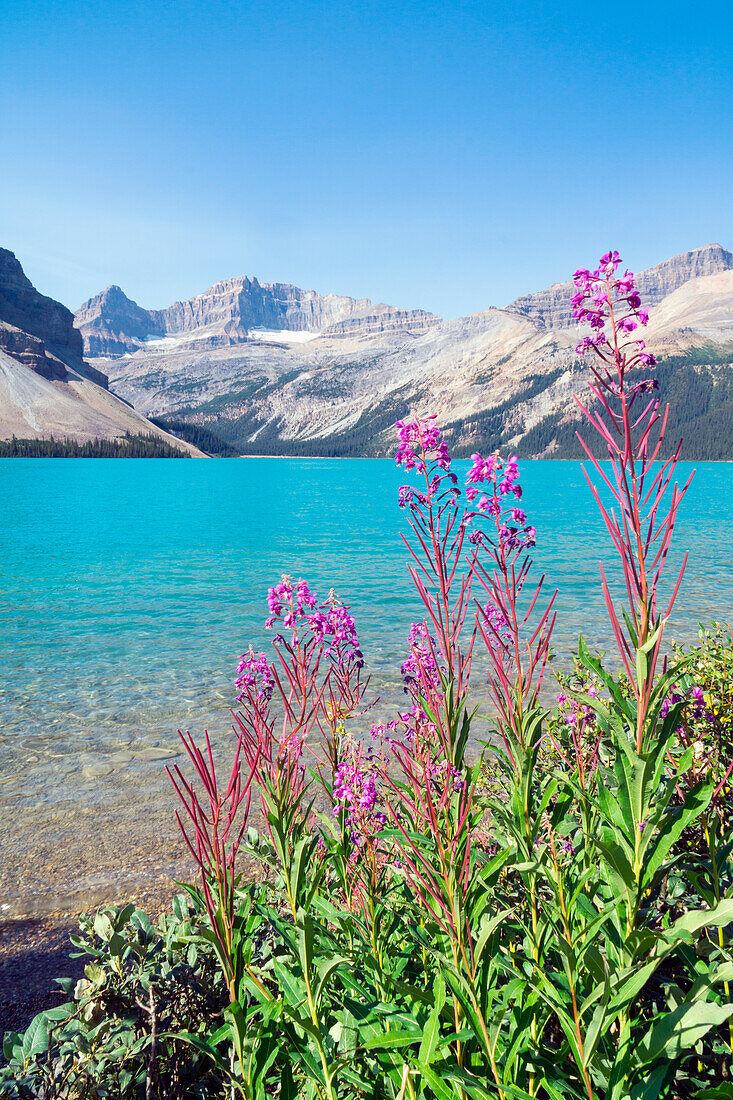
top-left (75, 285), bottom-right (164, 356)
top-left (0, 248), bottom-right (200, 451)
top-left (0, 322), bottom-right (68, 381)
top-left (506, 244), bottom-right (733, 329)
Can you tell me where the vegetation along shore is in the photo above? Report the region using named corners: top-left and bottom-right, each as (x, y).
top-left (3, 254), bottom-right (733, 1098)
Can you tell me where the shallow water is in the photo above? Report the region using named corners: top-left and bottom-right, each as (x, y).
top-left (1, 457), bottom-right (731, 913)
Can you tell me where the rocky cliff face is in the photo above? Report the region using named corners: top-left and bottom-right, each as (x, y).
top-left (0, 248), bottom-right (108, 386)
top-left (0, 322), bottom-right (70, 382)
top-left (75, 277), bottom-right (441, 357)
top-left (506, 244), bottom-right (733, 329)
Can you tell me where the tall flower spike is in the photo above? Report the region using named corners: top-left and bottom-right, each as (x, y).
top-left (394, 416), bottom-right (473, 760)
top-left (467, 450), bottom-right (556, 755)
top-left (571, 251), bottom-right (692, 752)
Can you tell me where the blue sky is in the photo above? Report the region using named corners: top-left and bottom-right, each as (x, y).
top-left (2, 0), bottom-right (731, 318)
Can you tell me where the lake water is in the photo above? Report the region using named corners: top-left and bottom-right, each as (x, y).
top-left (1, 457), bottom-right (731, 914)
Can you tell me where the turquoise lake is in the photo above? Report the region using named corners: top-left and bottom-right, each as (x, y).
top-left (1, 457), bottom-right (731, 913)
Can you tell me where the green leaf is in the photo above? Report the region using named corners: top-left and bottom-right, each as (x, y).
top-left (641, 782), bottom-right (714, 891)
top-left (415, 1060), bottom-right (459, 1100)
top-left (21, 1014), bottom-right (50, 1060)
top-left (668, 899), bottom-right (733, 943)
top-left (131, 909), bottom-right (155, 941)
top-left (629, 1062), bottom-right (670, 1100)
top-left (93, 912), bottom-right (114, 942)
top-left (418, 975), bottom-right (444, 1067)
top-left (172, 892), bottom-right (190, 921)
top-left (637, 1001), bottom-right (733, 1063)
top-left (39, 1002), bottom-right (74, 1022)
top-left (362, 1030), bottom-right (420, 1051)
top-left (314, 954), bottom-right (349, 1010)
top-left (159, 1030), bottom-right (233, 1077)
top-left (2, 1033), bottom-right (22, 1062)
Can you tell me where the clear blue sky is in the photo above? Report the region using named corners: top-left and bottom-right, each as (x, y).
top-left (2, 0), bottom-right (731, 318)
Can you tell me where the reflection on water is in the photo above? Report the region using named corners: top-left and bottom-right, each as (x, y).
top-left (1, 457), bottom-right (731, 913)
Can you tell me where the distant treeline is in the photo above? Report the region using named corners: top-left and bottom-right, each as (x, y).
top-left (150, 417), bottom-right (239, 456)
top-left (519, 347), bottom-right (733, 460)
top-left (0, 433), bottom-right (189, 458)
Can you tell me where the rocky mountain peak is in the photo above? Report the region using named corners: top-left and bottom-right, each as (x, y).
top-left (75, 284), bottom-right (163, 356)
top-left (506, 242), bottom-right (733, 330)
top-left (0, 248), bottom-right (106, 384)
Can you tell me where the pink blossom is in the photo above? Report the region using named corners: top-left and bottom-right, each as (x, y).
top-left (571, 251), bottom-right (656, 368)
top-left (235, 646), bottom-right (274, 704)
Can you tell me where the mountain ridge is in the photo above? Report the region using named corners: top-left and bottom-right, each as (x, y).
top-left (87, 243), bottom-right (733, 460)
top-left (505, 243), bottom-right (733, 330)
top-left (75, 278), bottom-right (441, 357)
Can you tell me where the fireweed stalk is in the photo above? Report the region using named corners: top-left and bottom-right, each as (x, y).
top-left (572, 251), bottom-right (692, 753)
top-left (568, 254), bottom-right (722, 1095)
top-left (571, 253), bottom-right (698, 939)
top-left (396, 415), bottom-right (476, 754)
top-left (233, 581), bottom-right (376, 1100)
top-left (460, 449), bottom-right (556, 1096)
top-left (466, 451), bottom-right (556, 757)
top-left (166, 729), bottom-right (259, 1003)
top-left (391, 421), bottom-right (555, 1095)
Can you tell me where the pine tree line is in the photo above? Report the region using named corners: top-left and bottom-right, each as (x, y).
top-left (0, 433), bottom-right (189, 458)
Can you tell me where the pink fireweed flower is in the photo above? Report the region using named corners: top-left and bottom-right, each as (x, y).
top-left (401, 621), bottom-right (442, 692)
top-left (483, 601), bottom-right (512, 647)
top-left (307, 592), bottom-right (364, 668)
top-left (395, 416), bottom-right (458, 501)
top-left (235, 646), bottom-right (274, 704)
top-left (464, 451), bottom-right (536, 551)
top-left (333, 742), bottom-right (387, 846)
top-left (395, 415), bottom-right (450, 472)
top-left (265, 574), bottom-right (319, 641)
top-left (571, 253), bottom-right (656, 365)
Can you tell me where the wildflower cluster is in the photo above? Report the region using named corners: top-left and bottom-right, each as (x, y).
top-left (400, 621), bottom-right (441, 691)
top-left (265, 574), bottom-right (318, 640)
top-left (482, 601), bottom-right (512, 647)
top-left (235, 646), bottom-right (274, 704)
top-left (395, 415), bottom-right (451, 473)
top-left (572, 249), bottom-right (656, 371)
top-left (396, 415), bottom-right (458, 510)
top-left (556, 685), bottom-right (599, 727)
top-left (661, 682), bottom-right (708, 721)
top-left (333, 743), bottom-right (386, 847)
top-left (308, 591), bottom-right (364, 667)
top-left (466, 450), bottom-right (537, 550)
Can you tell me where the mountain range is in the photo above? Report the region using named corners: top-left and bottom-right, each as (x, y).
top-left (0, 244), bottom-right (731, 457)
top-left (75, 243), bottom-right (733, 458)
